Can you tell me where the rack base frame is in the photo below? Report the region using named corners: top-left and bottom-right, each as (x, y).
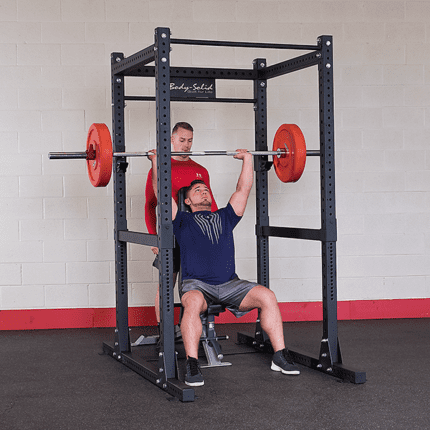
top-left (102, 341), bottom-right (195, 402)
top-left (237, 331), bottom-right (366, 384)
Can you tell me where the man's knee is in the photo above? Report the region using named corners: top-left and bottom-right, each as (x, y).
top-left (263, 287), bottom-right (278, 303)
top-left (181, 290), bottom-right (207, 314)
top-left (249, 285), bottom-right (278, 308)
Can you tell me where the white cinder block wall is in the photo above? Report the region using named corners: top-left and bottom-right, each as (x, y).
top-left (1, 0), bottom-right (429, 317)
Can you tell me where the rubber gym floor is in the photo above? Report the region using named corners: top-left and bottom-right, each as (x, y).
top-left (1, 318), bottom-right (429, 430)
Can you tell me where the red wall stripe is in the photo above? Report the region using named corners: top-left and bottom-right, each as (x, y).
top-left (0, 298), bottom-right (428, 331)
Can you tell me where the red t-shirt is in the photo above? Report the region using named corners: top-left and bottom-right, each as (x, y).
top-left (145, 158), bottom-right (218, 235)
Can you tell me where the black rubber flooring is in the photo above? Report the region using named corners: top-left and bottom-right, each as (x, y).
top-left (1, 319), bottom-right (429, 430)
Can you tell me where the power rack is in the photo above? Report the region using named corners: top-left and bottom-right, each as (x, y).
top-left (102, 27), bottom-right (366, 402)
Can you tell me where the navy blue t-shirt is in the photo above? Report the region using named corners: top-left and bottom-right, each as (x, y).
top-left (172, 203), bottom-right (241, 285)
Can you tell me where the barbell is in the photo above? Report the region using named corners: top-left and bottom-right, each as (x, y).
top-left (48, 123), bottom-right (319, 187)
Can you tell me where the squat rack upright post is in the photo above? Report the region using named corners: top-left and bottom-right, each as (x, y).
top-left (103, 27), bottom-right (366, 403)
top-left (238, 36), bottom-right (365, 383)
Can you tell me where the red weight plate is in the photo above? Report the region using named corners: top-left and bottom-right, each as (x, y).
top-left (86, 123), bottom-right (113, 187)
top-left (272, 124), bottom-right (306, 183)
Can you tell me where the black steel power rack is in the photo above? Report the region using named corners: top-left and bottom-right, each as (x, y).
top-left (102, 27), bottom-right (366, 403)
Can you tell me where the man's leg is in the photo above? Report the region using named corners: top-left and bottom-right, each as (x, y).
top-left (155, 287), bottom-right (160, 322)
top-left (181, 289), bottom-right (207, 386)
top-left (238, 285), bottom-right (285, 351)
top-left (180, 289), bottom-right (207, 358)
top-left (239, 285), bottom-right (300, 375)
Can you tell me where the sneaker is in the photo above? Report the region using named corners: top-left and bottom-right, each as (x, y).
top-left (271, 349), bottom-right (300, 375)
top-left (185, 357), bottom-right (204, 386)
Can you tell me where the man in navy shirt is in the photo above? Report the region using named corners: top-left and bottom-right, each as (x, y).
top-left (149, 148), bottom-right (300, 386)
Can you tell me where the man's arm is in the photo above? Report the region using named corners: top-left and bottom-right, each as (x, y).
top-left (228, 150), bottom-right (253, 217)
top-left (144, 169), bottom-right (158, 235)
top-left (144, 169), bottom-right (159, 254)
top-left (149, 150), bottom-right (178, 220)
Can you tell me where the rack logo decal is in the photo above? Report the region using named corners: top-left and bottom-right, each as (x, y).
top-left (170, 78), bottom-right (215, 98)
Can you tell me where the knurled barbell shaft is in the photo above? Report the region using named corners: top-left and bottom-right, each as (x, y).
top-left (48, 149), bottom-right (320, 160)
top-left (117, 150), bottom-right (284, 157)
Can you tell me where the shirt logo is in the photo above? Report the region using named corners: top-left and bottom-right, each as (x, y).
top-left (194, 212), bottom-right (222, 244)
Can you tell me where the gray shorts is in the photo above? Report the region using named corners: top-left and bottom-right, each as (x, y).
top-left (180, 277), bottom-right (259, 318)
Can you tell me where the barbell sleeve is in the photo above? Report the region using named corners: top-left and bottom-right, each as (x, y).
top-left (49, 152), bottom-right (88, 159)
